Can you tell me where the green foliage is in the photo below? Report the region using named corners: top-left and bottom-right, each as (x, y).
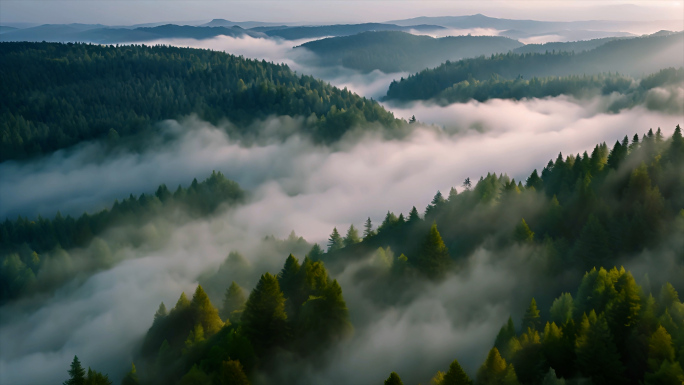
top-left (384, 372), bottom-right (404, 385)
top-left (522, 298), bottom-right (541, 331)
top-left (84, 368), bottom-right (112, 385)
top-left (220, 282), bottom-right (246, 322)
top-left (0, 42), bottom-right (402, 161)
top-left (343, 224), bottom-right (361, 247)
top-left (513, 219), bottom-right (534, 243)
top-left (241, 273), bottom-right (288, 354)
top-left (549, 293), bottom-right (574, 325)
top-left (64, 356), bottom-right (86, 385)
top-left (216, 360), bottom-right (250, 385)
top-left (416, 223), bottom-right (451, 279)
top-left (442, 359), bottom-right (472, 385)
top-left (327, 227), bottom-right (344, 252)
top-left (121, 364), bottom-right (139, 385)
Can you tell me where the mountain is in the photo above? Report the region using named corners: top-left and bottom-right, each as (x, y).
top-left (264, 22), bottom-right (445, 40)
top-left (512, 36), bottom-right (630, 54)
top-left (0, 26), bottom-right (18, 34)
top-left (388, 14), bottom-right (681, 42)
top-left (0, 42), bottom-right (402, 161)
top-left (296, 31), bottom-right (523, 73)
top-left (0, 24), bottom-right (265, 43)
top-left (200, 18), bottom-right (287, 29)
top-left (385, 32), bottom-right (684, 101)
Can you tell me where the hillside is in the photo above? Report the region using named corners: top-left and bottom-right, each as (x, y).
top-left (385, 32), bottom-right (684, 101)
top-left (297, 31), bottom-right (524, 73)
top-left (0, 42), bottom-right (402, 161)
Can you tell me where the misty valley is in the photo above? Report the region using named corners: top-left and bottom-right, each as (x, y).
top-left (0, 7), bottom-right (683, 385)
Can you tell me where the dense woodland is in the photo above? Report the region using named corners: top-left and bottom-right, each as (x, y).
top-left (428, 67), bottom-right (683, 110)
top-left (0, 171), bottom-right (245, 302)
top-left (0, 42), bottom-right (402, 161)
top-left (57, 126), bottom-right (684, 384)
top-left (385, 268), bottom-right (684, 385)
top-left (384, 33), bottom-right (684, 101)
top-left (297, 32), bottom-right (523, 73)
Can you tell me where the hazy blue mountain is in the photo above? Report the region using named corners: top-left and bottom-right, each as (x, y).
top-left (0, 26), bottom-right (18, 34)
top-left (200, 18), bottom-right (289, 29)
top-left (0, 24), bottom-right (265, 43)
top-left (265, 23), bottom-right (445, 40)
top-left (296, 31), bottom-right (523, 73)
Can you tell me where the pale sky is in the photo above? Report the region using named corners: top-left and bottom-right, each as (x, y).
top-left (1, 0), bottom-right (683, 26)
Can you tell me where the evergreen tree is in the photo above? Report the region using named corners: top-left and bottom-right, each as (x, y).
top-left (416, 223), bottom-right (451, 279)
top-left (327, 227), bottom-right (344, 252)
top-left (648, 326), bottom-right (675, 371)
top-left (549, 293), bottom-right (574, 325)
top-left (575, 315), bottom-right (625, 384)
top-left (153, 302), bottom-right (167, 322)
top-left (344, 224), bottom-right (361, 247)
top-left (363, 217), bottom-right (375, 239)
top-left (64, 356), bottom-right (86, 385)
top-left (522, 298), bottom-right (541, 331)
top-left (221, 282), bottom-right (246, 321)
top-left (476, 348), bottom-right (511, 385)
top-left (306, 243), bottom-right (324, 261)
top-left (84, 368), bottom-right (112, 385)
top-left (494, 317), bottom-right (516, 352)
top-left (384, 372), bottom-right (404, 385)
top-left (242, 273), bottom-right (288, 353)
top-left (408, 206), bottom-right (421, 223)
top-left (442, 359), bottom-right (472, 385)
top-left (191, 285), bottom-right (224, 336)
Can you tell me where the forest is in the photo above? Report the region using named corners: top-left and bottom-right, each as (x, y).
top-left (296, 32), bottom-right (523, 73)
top-left (0, 171), bottom-right (245, 302)
top-left (52, 125), bottom-right (684, 384)
top-left (426, 67), bottom-right (683, 110)
top-left (384, 33), bottom-right (684, 102)
top-left (0, 42), bottom-right (402, 162)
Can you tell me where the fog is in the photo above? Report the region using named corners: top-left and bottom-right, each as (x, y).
top-left (1, 92), bottom-right (682, 383)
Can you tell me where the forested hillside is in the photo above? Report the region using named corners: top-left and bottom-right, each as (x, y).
top-left (384, 33), bottom-right (684, 101)
top-left (0, 42), bottom-right (402, 162)
top-left (386, 267), bottom-right (684, 385)
top-left (428, 67), bottom-right (683, 111)
top-left (296, 31), bottom-right (523, 73)
top-left (0, 171), bottom-right (245, 302)
top-left (56, 126), bottom-right (683, 384)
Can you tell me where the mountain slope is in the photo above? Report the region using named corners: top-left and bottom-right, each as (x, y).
top-left (297, 31), bottom-right (523, 73)
top-left (0, 42), bottom-right (402, 161)
top-left (385, 32), bottom-right (684, 101)
top-left (264, 23), bottom-right (445, 40)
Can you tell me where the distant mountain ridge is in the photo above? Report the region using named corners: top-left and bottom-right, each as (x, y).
top-left (296, 31), bottom-right (523, 73)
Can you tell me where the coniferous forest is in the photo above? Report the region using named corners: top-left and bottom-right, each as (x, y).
top-left (1, 7), bottom-right (683, 385)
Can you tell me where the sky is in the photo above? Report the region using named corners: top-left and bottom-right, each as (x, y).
top-left (1, 0), bottom-right (683, 26)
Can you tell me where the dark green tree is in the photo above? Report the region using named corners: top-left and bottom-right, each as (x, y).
top-left (221, 282), bottom-right (246, 322)
top-left (522, 298), bottom-right (542, 331)
top-left (384, 372), bottom-right (404, 385)
top-left (363, 217), bottom-right (375, 239)
top-left (344, 224), bottom-right (361, 247)
top-left (442, 359), bottom-right (472, 385)
top-left (416, 223), bottom-right (451, 279)
top-left (327, 227), bottom-right (344, 252)
top-left (242, 273), bottom-right (289, 353)
top-left (64, 356), bottom-right (86, 385)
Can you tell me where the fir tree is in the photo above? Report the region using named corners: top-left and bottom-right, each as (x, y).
top-left (343, 224), bottom-right (361, 247)
top-left (363, 217), bottom-right (375, 238)
top-left (217, 360), bottom-right (250, 385)
top-left (64, 356), bottom-right (86, 385)
top-left (384, 372), bottom-right (404, 385)
top-left (327, 227), bottom-right (344, 252)
top-left (442, 359), bottom-right (472, 385)
top-left (513, 218), bottom-right (534, 243)
top-left (221, 282), bottom-right (246, 321)
top-left (416, 223), bottom-right (451, 279)
top-left (522, 298), bottom-right (541, 331)
top-left (242, 273), bottom-right (288, 353)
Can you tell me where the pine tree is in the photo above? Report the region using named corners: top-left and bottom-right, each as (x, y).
top-left (221, 282), bottom-right (246, 321)
top-left (417, 223), bottom-right (451, 279)
top-left (426, 191), bottom-right (446, 218)
top-left (494, 317), bottom-right (516, 352)
top-left (343, 224), bottom-right (360, 247)
top-left (64, 356), bottom-right (86, 385)
top-left (549, 293), bottom-right (574, 325)
top-left (476, 348), bottom-right (510, 385)
top-left (363, 217), bottom-right (374, 238)
top-left (84, 368), bottom-right (112, 385)
top-left (384, 372), bottom-right (404, 385)
top-left (306, 243), bottom-right (324, 261)
top-left (648, 326), bottom-right (675, 371)
top-left (153, 302), bottom-right (167, 322)
top-left (191, 285), bottom-right (224, 336)
top-left (242, 273), bottom-right (288, 353)
top-left (522, 298), bottom-right (541, 331)
top-left (575, 315), bottom-right (625, 384)
top-left (408, 206), bottom-right (421, 223)
top-left (442, 359), bottom-right (472, 385)
top-left (327, 227), bottom-right (344, 252)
